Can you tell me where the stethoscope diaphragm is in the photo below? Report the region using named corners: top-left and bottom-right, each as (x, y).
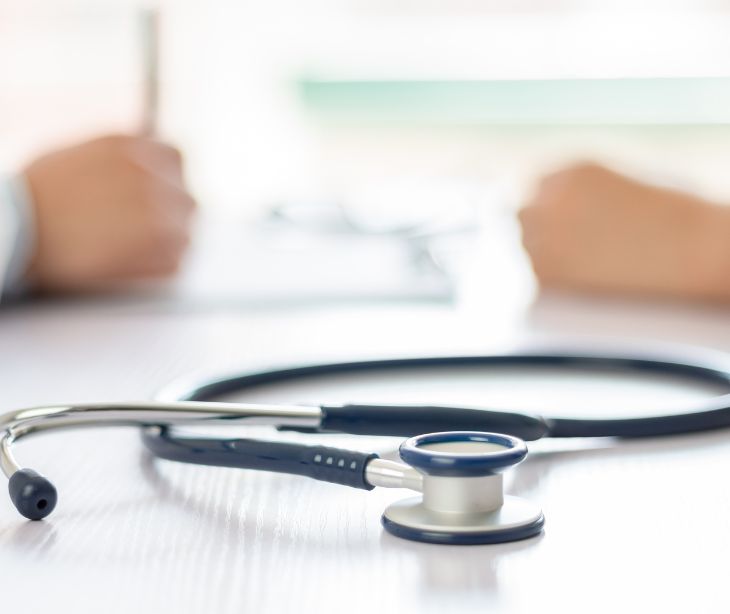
top-left (381, 432), bottom-right (544, 544)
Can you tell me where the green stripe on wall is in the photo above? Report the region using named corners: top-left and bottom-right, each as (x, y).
top-left (298, 78), bottom-right (730, 124)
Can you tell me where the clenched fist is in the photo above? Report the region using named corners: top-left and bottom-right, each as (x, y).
top-left (23, 135), bottom-right (196, 291)
top-left (519, 163), bottom-right (730, 303)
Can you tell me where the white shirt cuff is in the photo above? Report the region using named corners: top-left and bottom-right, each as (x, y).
top-left (0, 174), bottom-right (36, 300)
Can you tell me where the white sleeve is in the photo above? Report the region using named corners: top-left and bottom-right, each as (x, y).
top-left (0, 176), bottom-right (20, 297)
top-left (0, 174), bottom-right (35, 301)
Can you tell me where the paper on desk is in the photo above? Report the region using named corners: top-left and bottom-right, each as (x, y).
top-left (155, 219), bottom-right (453, 308)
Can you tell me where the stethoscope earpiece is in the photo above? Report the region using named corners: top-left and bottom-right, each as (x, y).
top-left (382, 432), bottom-right (544, 545)
top-left (8, 468), bottom-right (57, 521)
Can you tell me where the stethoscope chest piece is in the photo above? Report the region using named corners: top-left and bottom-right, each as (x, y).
top-left (381, 432), bottom-right (544, 545)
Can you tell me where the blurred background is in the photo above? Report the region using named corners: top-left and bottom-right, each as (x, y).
top-left (4, 0), bottom-right (730, 311)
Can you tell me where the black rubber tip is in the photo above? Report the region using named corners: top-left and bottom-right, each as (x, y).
top-left (8, 469), bottom-right (58, 520)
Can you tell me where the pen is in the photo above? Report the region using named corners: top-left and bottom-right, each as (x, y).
top-left (140, 7), bottom-right (159, 137)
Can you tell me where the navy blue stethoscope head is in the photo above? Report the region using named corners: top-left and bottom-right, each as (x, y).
top-left (400, 431), bottom-right (527, 477)
top-left (4, 351), bottom-right (730, 544)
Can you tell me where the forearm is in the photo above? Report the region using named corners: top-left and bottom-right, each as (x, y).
top-left (689, 201), bottom-right (730, 303)
top-left (520, 163), bottom-right (730, 304)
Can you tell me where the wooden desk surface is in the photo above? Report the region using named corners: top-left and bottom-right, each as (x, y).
top-left (2, 293), bottom-right (730, 614)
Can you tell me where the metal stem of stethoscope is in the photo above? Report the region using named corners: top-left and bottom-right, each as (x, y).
top-left (0, 402), bottom-right (423, 514)
top-left (0, 402), bottom-right (322, 477)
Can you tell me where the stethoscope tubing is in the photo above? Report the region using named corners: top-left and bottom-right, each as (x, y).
top-left (5, 352), bottom-right (730, 477)
top-left (3, 351), bottom-right (730, 521)
top-left (156, 352), bottom-right (730, 439)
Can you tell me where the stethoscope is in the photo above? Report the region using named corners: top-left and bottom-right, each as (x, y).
top-left (3, 352), bottom-right (730, 545)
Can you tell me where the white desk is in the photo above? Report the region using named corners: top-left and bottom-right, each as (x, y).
top-left (2, 290), bottom-right (730, 614)
top-left (4, 5), bottom-right (730, 610)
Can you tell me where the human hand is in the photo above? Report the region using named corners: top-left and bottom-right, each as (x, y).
top-left (22, 135), bottom-right (196, 292)
top-left (518, 163), bottom-right (730, 302)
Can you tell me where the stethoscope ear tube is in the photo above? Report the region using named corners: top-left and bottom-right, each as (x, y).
top-left (316, 404), bottom-right (551, 441)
